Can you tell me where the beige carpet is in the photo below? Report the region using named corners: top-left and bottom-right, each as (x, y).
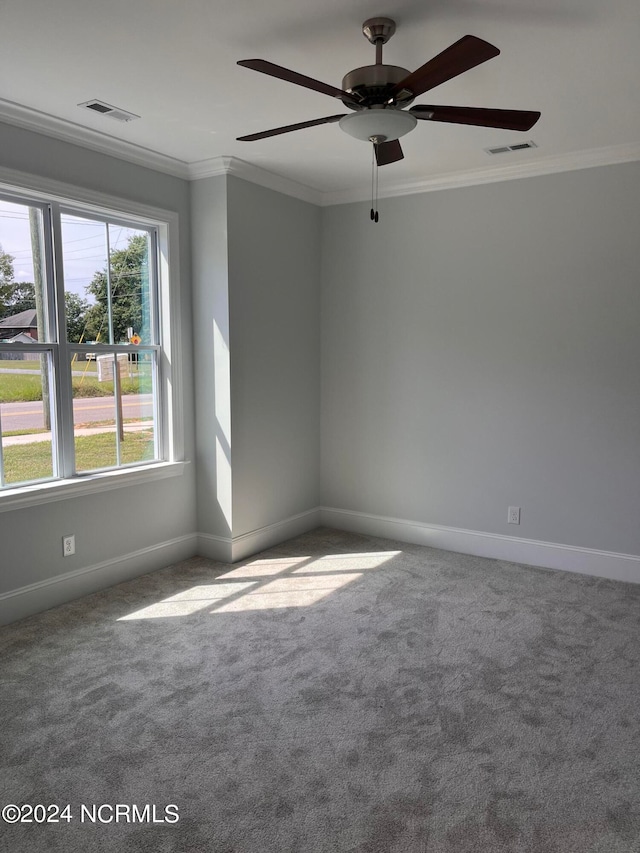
top-left (1, 527), bottom-right (640, 852)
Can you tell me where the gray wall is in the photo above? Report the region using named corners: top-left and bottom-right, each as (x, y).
top-left (227, 177), bottom-right (321, 536)
top-left (321, 162), bottom-right (640, 555)
top-left (0, 121), bottom-right (197, 618)
top-left (191, 176), bottom-right (321, 542)
top-left (191, 174), bottom-right (232, 539)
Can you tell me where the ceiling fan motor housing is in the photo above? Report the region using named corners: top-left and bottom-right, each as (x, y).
top-left (341, 65), bottom-right (415, 109)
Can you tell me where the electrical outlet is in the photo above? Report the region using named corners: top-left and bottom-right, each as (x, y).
top-left (508, 506), bottom-right (521, 525)
top-left (62, 534), bottom-right (75, 556)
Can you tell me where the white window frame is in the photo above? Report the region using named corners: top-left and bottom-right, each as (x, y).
top-left (0, 166), bottom-right (186, 512)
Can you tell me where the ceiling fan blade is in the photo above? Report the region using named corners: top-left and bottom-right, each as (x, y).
top-left (391, 35), bottom-right (499, 99)
top-left (375, 139), bottom-right (404, 166)
top-left (237, 114), bottom-right (346, 141)
top-left (411, 104), bottom-right (540, 131)
top-left (238, 59), bottom-right (360, 106)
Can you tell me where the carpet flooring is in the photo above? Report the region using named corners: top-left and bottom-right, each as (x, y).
top-left (1, 527), bottom-right (640, 852)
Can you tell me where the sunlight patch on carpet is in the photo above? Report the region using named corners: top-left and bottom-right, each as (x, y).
top-left (218, 557), bottom-right (311, 579)
top-left (293, 552), bottom-right (402, 573)
top-left (117, 551), bottom-right (402, 620)
top-left (118, 582), bottom-right (257, 619)
top-left (211, 572), bottom-right (363, 611)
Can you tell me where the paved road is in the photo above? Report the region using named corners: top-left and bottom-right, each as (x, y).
top-left (1, 394), bottom-right (153, 431)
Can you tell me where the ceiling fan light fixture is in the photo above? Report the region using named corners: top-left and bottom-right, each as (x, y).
top-left (339, 109), bottom-right (417, 143)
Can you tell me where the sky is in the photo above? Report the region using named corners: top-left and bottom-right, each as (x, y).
top-left (0, 198), bottom-right (142, 304)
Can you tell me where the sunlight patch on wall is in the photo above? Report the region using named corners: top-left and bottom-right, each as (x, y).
top-left (216, 436), bottom-right (232, 528)
top-left (213, 318), bottom-right (232, 528)
top-left (213, 319), bottom-right (231, 445)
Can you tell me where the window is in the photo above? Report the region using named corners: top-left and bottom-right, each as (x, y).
top-left (0, 180), bottom-right (181, 498)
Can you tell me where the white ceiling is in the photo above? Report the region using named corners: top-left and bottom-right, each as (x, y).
top-left (1, 0), bottom-right (639, 199)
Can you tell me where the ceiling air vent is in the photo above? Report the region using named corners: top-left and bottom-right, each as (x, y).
top-left (486, 140), bottom-right (537, 155)
top-left (78, 100), bottom-right (140, 123)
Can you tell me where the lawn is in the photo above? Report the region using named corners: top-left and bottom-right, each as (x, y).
top-left (2, 430), bottom-right (155, 485)
top-left (0, 370), bottom-right (151, 403)
top-left (0, 357), bottom-right (98, 374)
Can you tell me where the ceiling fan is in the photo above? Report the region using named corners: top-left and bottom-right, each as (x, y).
top-left (236, 17), bottom-right (541, 169)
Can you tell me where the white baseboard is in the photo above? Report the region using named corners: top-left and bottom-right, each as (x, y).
top-left (230, 508), bottom-right (321, 562)
top-left (0, 533), bottom-right (199, 626)
top-left (6, 507), bottom-right (636, 627)
top-left (320, 507), bottom-right (640, 584)
top-left (197, 532), bottom-right (233, 563)
top-left (197, 508), bottom-right (321, 564)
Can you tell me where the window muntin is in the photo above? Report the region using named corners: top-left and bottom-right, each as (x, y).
top-left (0, 191), bottom-right (165, 490)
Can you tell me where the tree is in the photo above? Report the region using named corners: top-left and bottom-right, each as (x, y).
top-left (0, 245), bottom-right (32, 320)
top-left (0, 242), bottom-right (36, 319)
top-left (64, 292), bottom-right (91, 343)
top-left (3, 281), bottom-right (36, 318)
top-left (0, 244), bottom-right (13, 287)
top-left (84, 234), bottom-right (148, 343)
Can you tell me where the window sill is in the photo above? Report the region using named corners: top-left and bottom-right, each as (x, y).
top-left (0, 460), bottom-right (189, 513)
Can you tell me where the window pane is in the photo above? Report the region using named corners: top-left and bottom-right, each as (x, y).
top-left (71, 349), bottom-right (157, 473)
top-left (60, 214), bottom-right (108, 344)
top-left (0, 351), bottom-right (55, 486)
top-left (0, 199), bottom-right (49, 344)
top-left (119, 349), bottom-right (158, 465)
top-left (108, 225), bottom-right (154, 345)
top-left (60, 216), bottom-right (154, 346)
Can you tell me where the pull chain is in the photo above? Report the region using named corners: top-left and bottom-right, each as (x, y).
top-left (370, 143), bottom-right (380, 223)
top-left (375, 150), bottom-right (379, 222)
top-left (370, 144), bottom-right (375, 221)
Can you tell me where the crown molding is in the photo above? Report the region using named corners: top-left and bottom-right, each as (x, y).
top-left (187, 156), bottom-right (323, 205)
top-left (0, 98), bottom-right (190, 180)
top-left (320, 142), bottom-right (640, 206)
top-left (1, 98), bottom-right (639, 206)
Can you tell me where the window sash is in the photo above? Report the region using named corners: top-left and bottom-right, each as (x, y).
top-left (0, 189), bottom-right (166, 491)
top-left (57, 207), bottom-right (161, 347)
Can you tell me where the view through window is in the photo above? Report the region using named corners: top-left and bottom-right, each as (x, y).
top-left (0, 191), bottom-right (164, 490)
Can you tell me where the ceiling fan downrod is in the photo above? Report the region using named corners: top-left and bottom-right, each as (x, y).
top-left (362, 17), bottom-right (396, 65)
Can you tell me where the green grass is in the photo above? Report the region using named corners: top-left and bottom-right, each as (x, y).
top-left (70, 357), bottom-right (98, 374)
top-left (0, 372), bottom-right (151, 403)
top-left (0, 358), bottom-right (99, 376)
top-left (0, 372), bottom-right (45, 402)
top-left (2, 427), bottom-right (49, 437)
top-left (0, 359), bottom-right (50, 372)
top-left (2, 430), bottom-right (156, 484)
top-left (1, 358), bottom-right (97, 371)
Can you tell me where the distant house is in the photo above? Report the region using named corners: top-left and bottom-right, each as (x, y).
top-left (0, 331), bottom-right (40, 360)
top-left (0, 309), bottom-right (38, 341)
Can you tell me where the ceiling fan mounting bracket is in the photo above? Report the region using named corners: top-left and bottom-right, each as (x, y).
top-left (362, 17), bottom-right (396, 46)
